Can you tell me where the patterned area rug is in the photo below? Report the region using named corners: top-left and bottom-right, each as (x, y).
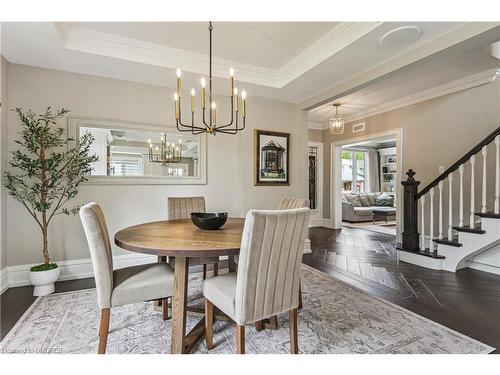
top-left (1, 264), bottom-right (494, 354)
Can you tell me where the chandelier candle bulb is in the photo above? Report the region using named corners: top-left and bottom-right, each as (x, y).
top-left (234, 88), bottom-right (239, 112)
top-left (176, 69), bottom-right (182, 96)
top-left (229, 67), bottom-right (235, 96)
top-left (191, 88), bottom-right (195, 112)
top-left (241, 89), bottom-right (247, 117)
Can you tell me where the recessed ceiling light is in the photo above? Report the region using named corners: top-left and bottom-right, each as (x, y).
top-left (380, 26), bottom-right (422, 48)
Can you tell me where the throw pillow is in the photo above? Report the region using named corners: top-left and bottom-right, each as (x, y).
top-left (375, 193), bottom-right (394, 207)
top-left (345, 193), bottom-right (362, 207)
top-left (359, 193), bottom-right (371, 207)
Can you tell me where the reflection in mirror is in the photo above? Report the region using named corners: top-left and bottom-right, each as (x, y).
top-left (80, 127), bottom-right (200, 177)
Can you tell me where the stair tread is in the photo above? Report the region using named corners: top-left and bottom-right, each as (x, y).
top-left (396, 245), bottom-right (446, 259)
top-left (433, 238), bottom-right (463, 247)
top-left (475, 212), bottom-right (500, 219)
top-left (452, 225), bottom-right (486, 234)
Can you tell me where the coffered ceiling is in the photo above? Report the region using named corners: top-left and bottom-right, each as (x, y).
top-left (1, 22), bottom-right (499, 114)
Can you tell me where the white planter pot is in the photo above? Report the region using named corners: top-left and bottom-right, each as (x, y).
top-left (29, 266), bottom-right (61, 296)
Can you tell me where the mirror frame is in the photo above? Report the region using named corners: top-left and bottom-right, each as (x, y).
top-left (67, 116), bottom-right (207, 185)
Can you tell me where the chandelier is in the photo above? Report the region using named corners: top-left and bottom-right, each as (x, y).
top-left (329, 104), bottom-right (344, 135)
top-left (148, 134), bottom-right (182, 165)
top-left (174, 22), bottom-right (247, 135)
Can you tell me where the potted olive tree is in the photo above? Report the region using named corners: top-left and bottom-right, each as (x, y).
top-left (5, 107), bottom-right (98, 296)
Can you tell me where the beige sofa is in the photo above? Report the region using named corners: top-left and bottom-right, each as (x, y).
top-left (342, 192), bottom-right (394, 222)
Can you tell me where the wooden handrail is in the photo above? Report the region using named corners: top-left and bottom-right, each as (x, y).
top-left (416, 126), bottom-right (500, 199)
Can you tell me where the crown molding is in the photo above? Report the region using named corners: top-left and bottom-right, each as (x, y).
top-left (308, 121), bottom-right (328, 130)
top-left (277, 22), bottom-right (382, 86)
top-left (53, 22), bottom-right (381, 89)
top-left (344, 68), bottom-right (500, 124)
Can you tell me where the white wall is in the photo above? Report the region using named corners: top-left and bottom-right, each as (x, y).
top-left (5, 64), bottom-right (308, 266)
top-left (1, 56), bottom-right (8, 272)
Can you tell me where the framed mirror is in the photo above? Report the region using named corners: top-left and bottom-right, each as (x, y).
top-left (68, 116), bottom-right (207, 185)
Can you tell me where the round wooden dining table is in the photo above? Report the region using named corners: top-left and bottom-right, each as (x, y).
top-left (114, 217), bottom-right (244, 354)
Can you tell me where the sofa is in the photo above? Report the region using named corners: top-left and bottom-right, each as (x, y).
top-left (342, 192), bottom-right (394, 223)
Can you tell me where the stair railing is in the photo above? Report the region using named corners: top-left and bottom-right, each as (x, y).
top-left (401, 126), bottom-right (500, 256)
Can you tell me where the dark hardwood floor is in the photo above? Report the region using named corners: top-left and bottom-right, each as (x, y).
top-left (1, 225), bottom-right (499, 353)
top-left (304, 226), bottom-right (500, 353)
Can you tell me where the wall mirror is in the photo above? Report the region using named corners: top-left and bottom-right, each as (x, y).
top-left (68, 117), bottom-right (207, 184)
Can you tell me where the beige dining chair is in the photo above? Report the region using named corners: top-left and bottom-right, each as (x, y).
top-left (80, 202), bottom-right (174, 354)
top-left (166, 196), bottom-right (220, 279)
top-left (203, 207), bottom-right (310, 354)
top-left (253, 197), bottom-right (310, 331)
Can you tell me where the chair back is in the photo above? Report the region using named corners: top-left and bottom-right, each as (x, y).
top-left (79, 202), bottom-right (114, 309)
top-left (235, 208), bottom-right (310, 325)
top-left (278, 197), bottom-right (309, 210)
top-left (168, 196), bottom-right (206, 220)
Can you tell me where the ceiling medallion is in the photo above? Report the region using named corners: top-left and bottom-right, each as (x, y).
top-left (174, 22), bottom-right (246, 135)
top-left (329, 104), bottom-right (344, 135)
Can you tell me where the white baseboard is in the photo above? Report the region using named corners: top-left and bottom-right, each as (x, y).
top-left (1, 253), bottom-right (157, 294)
top-left (466, 260), bottom-right (500, 275)
top-left (310, 218), bottom-right (332, 228)
top-left (0, 267), bottom-right (8, 294)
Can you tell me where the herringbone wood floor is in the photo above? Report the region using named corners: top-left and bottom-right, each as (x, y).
top-left (304, 226), bottom-right (500, 353)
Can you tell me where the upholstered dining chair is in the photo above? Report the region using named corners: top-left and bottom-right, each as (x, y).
top-left (166, 196), bottom-right (219, 279)
top-left (203, 207), bottom-right (310, 354)
top-left (80, 202), bottom-right (174, 354)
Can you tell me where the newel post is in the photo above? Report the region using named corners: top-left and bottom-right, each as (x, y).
top-left (402, 169), bottom-right (420, 251)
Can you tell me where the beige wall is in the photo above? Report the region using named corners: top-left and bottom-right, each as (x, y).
top-left (0, 56), bottom-right (8, 271)
top-left (308, 129), bottom-right (324, 143)
top-left (5, 64), bottom-right (308, 266)
top-left (321, 79), bottom-right (500, 221)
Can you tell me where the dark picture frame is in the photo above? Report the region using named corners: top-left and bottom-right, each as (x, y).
top-left (254, 129), bottom-right (290, 186)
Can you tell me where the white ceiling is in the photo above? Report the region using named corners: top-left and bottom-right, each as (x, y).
top-left (308, 26), bottom-right (500, 125)
top-left (1, 22), bottom-right (499, 114)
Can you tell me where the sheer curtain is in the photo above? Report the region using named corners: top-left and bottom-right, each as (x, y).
top-left (366, 150), bottom-right (380, 192)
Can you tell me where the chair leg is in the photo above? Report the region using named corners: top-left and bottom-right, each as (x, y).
top-left (98, 308), bottom-right (110, 354)
top-left (162, 298), bottom-right (170, 320)
top-left (213, 262), bottom-right (219, 276)
top-left (236, 324), bottom-right (245, 354)
top-left (298, 281), bottom-right (303, 309)
top-left (203, 264), bottom-right (207, 280)
top-left (205, 298), bottom-right (214, 350)
top-left (254, 320), bottom-right (264, 331)
top-left (289, 308), bottom-right (298, 354)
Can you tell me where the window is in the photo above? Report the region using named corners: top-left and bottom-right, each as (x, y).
top-left (111, 155), bottom-right (143, 176)
top-left (342, 150), bottom-right (366, 193)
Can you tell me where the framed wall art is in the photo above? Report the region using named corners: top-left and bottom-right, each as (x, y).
top-left (254, 129), bottom-right (290, 186)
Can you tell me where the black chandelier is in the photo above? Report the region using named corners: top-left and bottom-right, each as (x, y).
top-left (148, 134), bottom-right (182, 165)
top-left (174, 22), bottom-right (246, 135)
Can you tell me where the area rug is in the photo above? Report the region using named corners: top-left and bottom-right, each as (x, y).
top-left (0, 264), bottom-right (494, 354)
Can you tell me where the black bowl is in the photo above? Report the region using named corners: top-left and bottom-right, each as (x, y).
top-left (191, 212), bottom-right (228, 230)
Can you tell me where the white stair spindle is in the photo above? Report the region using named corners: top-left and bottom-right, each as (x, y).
top-left (438, 180), bottom-right (443, 239)
top-left (429, 188), bottom-right (435, 252)
top-left (459, 164), bottom-right (464, 227)
top-left (448, 173), bottom-right (454, 241)
top-left (495, 135), bottom-right (500, 214)
top-left (470, 155), bottom-right (476, 227)
top-left (481, 146), bottom-right (487, 213)
top-left (420, 196), bottom-right (426, 251)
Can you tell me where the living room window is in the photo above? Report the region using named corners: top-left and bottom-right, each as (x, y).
top-left (342, 150), bottom-right (366, 193)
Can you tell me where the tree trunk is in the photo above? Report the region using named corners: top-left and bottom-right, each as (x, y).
top-left (42, 213), bottom-right (50, 264)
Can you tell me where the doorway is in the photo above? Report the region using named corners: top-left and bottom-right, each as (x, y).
top-left (330, 129), bottom-right (403, 241)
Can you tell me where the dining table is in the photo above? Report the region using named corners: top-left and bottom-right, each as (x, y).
top-left (114, 217), bottom-right (244, 354)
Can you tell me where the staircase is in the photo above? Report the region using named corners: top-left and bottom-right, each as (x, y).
top-left (398, 127), bottom-right (500, 273)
